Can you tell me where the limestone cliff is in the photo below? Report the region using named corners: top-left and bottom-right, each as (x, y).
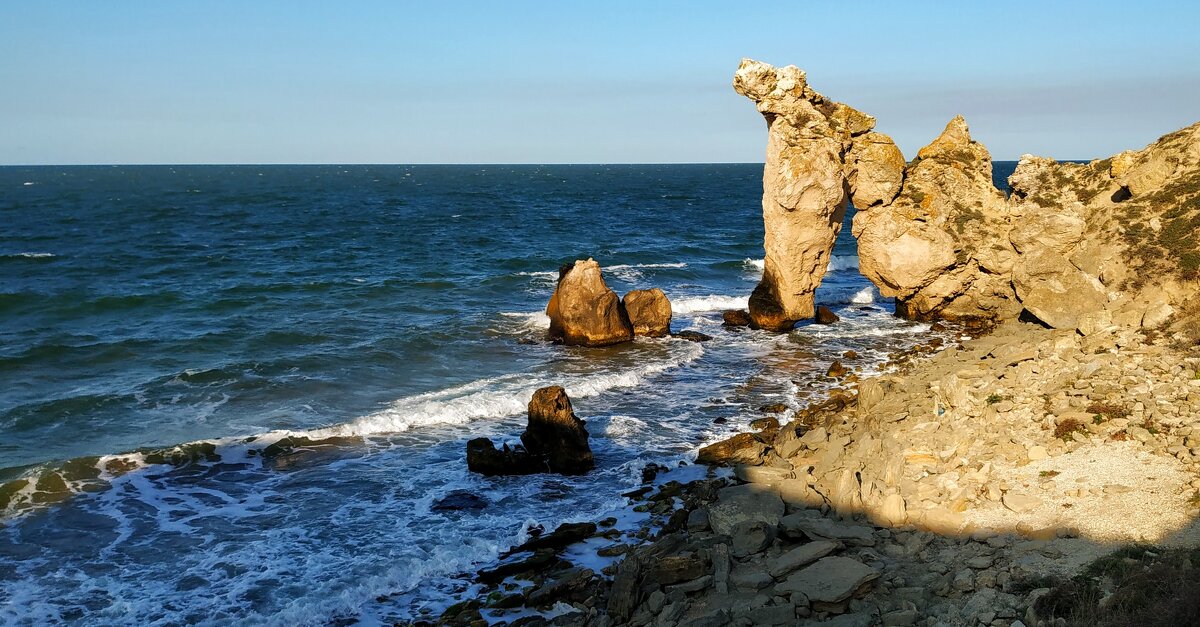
top-left (738, 59), bottom-right (1200, 340)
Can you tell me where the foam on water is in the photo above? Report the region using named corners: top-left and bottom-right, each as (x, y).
top-left (671, 294), bottom-right (749, 314)
top-left (308, 339), bottom-right (703, 438)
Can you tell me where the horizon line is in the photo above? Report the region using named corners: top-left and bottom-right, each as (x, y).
top-left (0, 158), bottom-right (1078, 167)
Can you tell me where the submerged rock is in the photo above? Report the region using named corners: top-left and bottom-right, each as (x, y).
top-left (672, 330), bottom-right (713, 342)
top-left (545, 258), bottom-right (633, 347)
top-left (623, 288), bottom-right (671, 337)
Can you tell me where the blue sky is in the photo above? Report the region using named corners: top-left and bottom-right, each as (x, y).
top-left (1, 1), bottom-right (1197, 164)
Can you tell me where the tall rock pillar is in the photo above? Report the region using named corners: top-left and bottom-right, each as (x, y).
top-left (733, 59), bottom-right (877, 330)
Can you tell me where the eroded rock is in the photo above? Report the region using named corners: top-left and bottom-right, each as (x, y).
top-left (546, 258), bottom-right (633, 346)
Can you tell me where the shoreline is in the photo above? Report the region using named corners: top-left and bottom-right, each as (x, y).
top-left (439, 317), bottom-right (1200, 626)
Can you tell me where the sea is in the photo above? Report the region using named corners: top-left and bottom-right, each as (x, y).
top-left (0, 163), bottom-right (1017, 625)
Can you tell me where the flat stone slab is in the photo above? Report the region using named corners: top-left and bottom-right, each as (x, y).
top-left (775, 556), bottom-right (880, 603)
top-left (780, 513), bottom-right (876, 546)
top-left (1002, 493), bottom-right (1042, 513)
top-left (766, 539), bottom-right (841, 579)
top-left (708, 483), bottom-right (785, 536)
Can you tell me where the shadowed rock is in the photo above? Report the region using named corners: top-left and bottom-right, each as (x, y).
top-left (467, 386), bottom-right (594, 476)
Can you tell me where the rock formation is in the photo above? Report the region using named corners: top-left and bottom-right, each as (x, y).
top-left (738, 58), bottom-right (1200, 338)
top-left (622, 288), bottom-right (672, 337)
top-left (467, 386), bottom-right (594, 476)
top-left (545, 259), bottom-right (634, 346)
top-left (733, 59), bottom-right (877, 331)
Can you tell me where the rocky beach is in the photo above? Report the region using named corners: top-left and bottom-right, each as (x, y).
top-left (434, 60), bottom-right (1200, 627)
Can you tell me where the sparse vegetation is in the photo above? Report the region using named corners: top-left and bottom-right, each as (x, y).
top-left (1039, 470), bottom-right (1060, 478)
top-left (1087, 403), bottom-right (1130, 422)
top-left (1025, 545), bottom-right (1200, 627)
top-left (1054, 417), bottom-right (1088, 441)
top-left (986, 393), bottom-right (1005, 405)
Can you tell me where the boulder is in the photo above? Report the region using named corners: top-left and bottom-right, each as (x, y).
top-left (696, 433), bottom-right (766, 466)
top-left (623, 288), bottom-right (671, 337)
top-left (775, 556), bottom-right (880, 604)
top-left (707, 483), bottom-right (785, 536)
top-left (521, 386), bottom-right (594, 474)
top-left (546, 258), bottom-right (633, 346)
top-left (1012, 249), bottom-right (1108, 329)
top-left (730, 519), bottom-right (776, 557)
top-left (815, 305), bottom-right (840, 324)
top-left (672, 330), bottom-right (713, 342)
top-left (722, 309), bottom-right (752, 327)
top-left (466, 386), bottom-right (594, 476)
top-left (466, 439), bottom-right (539, 476)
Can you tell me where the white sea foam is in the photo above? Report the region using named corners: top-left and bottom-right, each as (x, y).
top-left (850, 287), bottom-right (876, 304)
top-left (743, 256), bottom-right (858, 273)
top-left (671, 294), bottom-right (749, 314)
top-left (828, 255), bottom-right (859, 272)
top-left (518, 262), bottom-right (687, 285)
top-left (308, 340), bottom-right (704, 438)
top-left (4, 252), bottom-right (56, 259)
top-left (497, 311), bottom-right (551, 334)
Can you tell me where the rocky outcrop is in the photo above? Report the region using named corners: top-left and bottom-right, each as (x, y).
top-left (739, 59), bottom-right (1200, 337)
top-left (546, 259), bottom-right (633, 346)
top-left (522, 385), bottom-right (594, 474)
top-left (466, 386), bottom-right (594, 476)
top-left (622, 288), bottom-right (671, 337)
top-left (733, 59), bottom-right (876, 331)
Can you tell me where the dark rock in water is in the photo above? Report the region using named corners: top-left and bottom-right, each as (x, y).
top-left (623, 288), bottom-right (672, 337)
top-left (712, 416), bottom-right (728, 424)
top-left (722, 309), bottom-right (752, 327)
top-left (696, 432), bottom-right (766, 466)
top-left (476, 548), bottom-right (558, 585)
top-left (826, 360), bottom-right (848, 378)
top-left (506, 521), bottom-right (597, 555)
top-left (521, 386), bottom-right (594, 475)
top-left (432, 490), bottom-right (489, 512)
top-left (466, 386), bottom-right (594, 476)
top-left (672, 330), bottom-right (713, 342)
top-left (466, 438), bottom-right (540, 476)
top-left (758, 403), bottom-right (789, 414)
top-left (842, 350), bottom-right (859, 359)
top-left (748, 282), bottom-right (797, 332)
top-left (516, 337), bottom-right (538, 345)
top-left (930, 321), bottom-right (947, 332)
top-left (641, 462), bottom-right (668, 483)
top-left (815, 305), bottom-right (840, 324)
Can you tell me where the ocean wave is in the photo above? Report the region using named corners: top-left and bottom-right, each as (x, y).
top-left (517, 262), bottom-right (688, 285)
top-left (1, 252), bottom-right (56, 260)
top-left (671, 294), bottom-right (748, 314)
top-left (742, 255), bottom-right (859, 273)
top-left (308, 340), bottom-right (704, 438)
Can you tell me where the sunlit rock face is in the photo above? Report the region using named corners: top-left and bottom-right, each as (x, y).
top-left (737, 58), bottom-right (1200, 337)
top-left (733, 59), bottom-right (875, 330)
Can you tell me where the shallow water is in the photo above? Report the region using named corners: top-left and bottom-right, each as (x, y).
top-left (0, 163), bottom-right (1016, 624)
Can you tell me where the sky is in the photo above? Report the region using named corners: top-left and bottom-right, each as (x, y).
top-left (1, 1), bottom-right (1198, 164)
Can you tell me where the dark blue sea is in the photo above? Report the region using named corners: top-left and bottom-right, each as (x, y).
top-left (0, 164), bottom-right (1016, 624)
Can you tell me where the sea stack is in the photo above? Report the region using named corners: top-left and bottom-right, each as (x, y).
top-left (545, 258), bottom-right (634, 346)
top-left (466, 386), bottom-right (594, 476)
top-left (732, 59), bottom-right (877, 331)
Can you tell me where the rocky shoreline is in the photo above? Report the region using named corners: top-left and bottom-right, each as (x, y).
top-left (432, 317), bottom-right (1199, 627)
top-left (427, 57), bottom-right (1200, 626)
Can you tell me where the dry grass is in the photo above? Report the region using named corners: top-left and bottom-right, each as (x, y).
top-left (1024, 546), bottom-right (1200, 627)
